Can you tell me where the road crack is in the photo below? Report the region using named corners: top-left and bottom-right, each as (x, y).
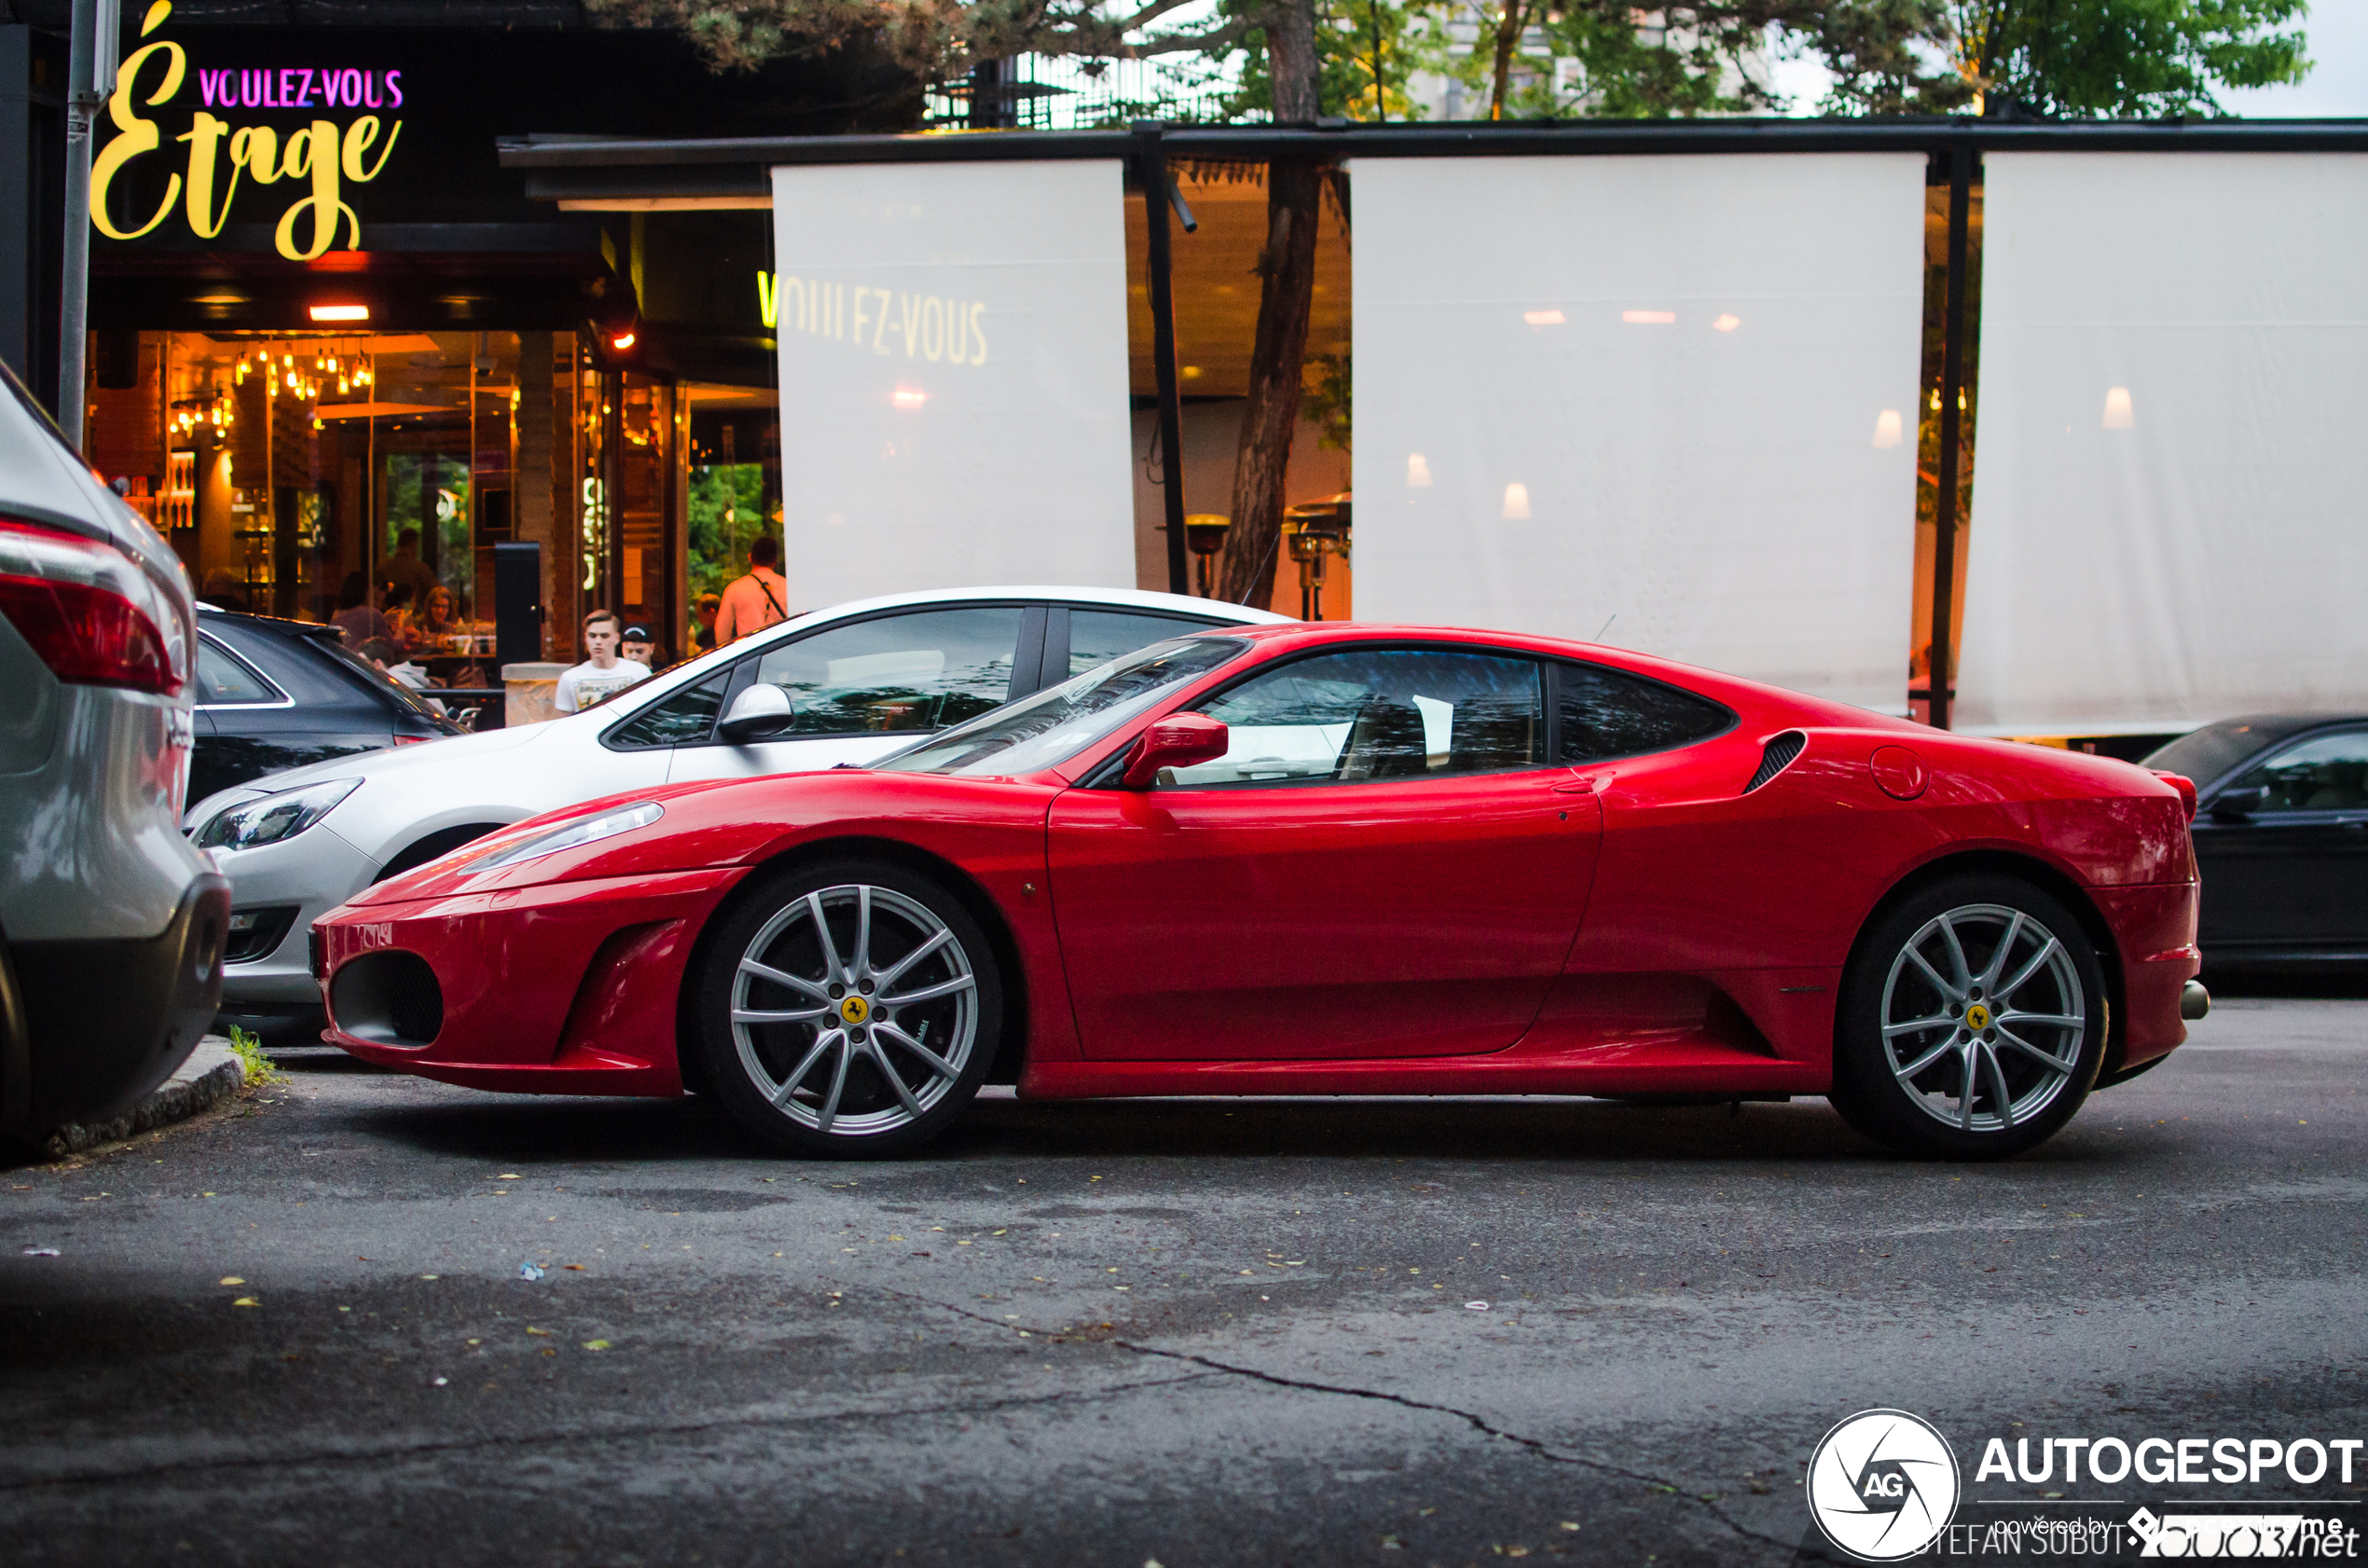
top-left (889, 1286), bottom-right (1835, 1563)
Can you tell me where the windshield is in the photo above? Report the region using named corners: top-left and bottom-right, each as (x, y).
top-left (2141, 719), bottom-right (2291, 787)
top-left (874, 637), bottom-right (1249, 777)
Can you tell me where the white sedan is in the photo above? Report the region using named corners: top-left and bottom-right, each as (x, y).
top-left (185, 585), bottom-right (1287, 1040)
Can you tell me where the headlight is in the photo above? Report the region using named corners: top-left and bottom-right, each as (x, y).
top-left (464, 802), bottom-right (663, 873)
top-left (195, 777), bottom-right (361, 851)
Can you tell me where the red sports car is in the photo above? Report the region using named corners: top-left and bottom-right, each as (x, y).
top-left (314, 623), bottom-right (2207, 1161)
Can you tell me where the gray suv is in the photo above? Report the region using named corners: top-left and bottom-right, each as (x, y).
top-left (0, 363), bottom-right (227, 1138)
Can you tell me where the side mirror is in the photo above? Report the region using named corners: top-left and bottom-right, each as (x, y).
top-left (2210, 784), bottom-right (2266, 821)
top-left (717, 682), bottom-right (793, 744)
top-left (1121, 712), bottom-right (1229, 788)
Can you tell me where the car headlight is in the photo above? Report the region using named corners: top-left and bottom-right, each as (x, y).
top-left (463, 802), bottom-right (663, 874)
top-left (194, 777), bottom-right (362, 851)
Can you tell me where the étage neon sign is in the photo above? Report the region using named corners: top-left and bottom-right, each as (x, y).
top-left (89, 1), bottom-right (404, 262)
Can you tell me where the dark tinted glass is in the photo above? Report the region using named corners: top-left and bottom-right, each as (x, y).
top-left (2141, 720), bottom-right (2291, 788)
top-left (1067, 609), bottom-right (1214, 678)
top-left (606, 671), bottom-right (729, 750)
top-left (753, 607), bottom-right (1023, 736)
top-left (2232, 730), bottom-right (2368, 813)
top-left (197, 638), bottom-right (278, 704)
top-left (1173, 649), bottom-right (1544, 786)
top-left (1556, 661), bottom-right (1733, 763)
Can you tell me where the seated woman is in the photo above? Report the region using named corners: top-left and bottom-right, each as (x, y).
top-left (404, 584), bottom-right (461, 654)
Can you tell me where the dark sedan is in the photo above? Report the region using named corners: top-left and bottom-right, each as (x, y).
top-left (2144, 715), bottom-right (2368, 968)
top-left (193, 607), bottom-right (461, 810)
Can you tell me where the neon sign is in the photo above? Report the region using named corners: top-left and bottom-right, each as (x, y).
top-left (89, 2), bottom-right (404, 262)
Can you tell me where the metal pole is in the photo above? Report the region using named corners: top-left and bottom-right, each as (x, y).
top-left (1927, 137), bottom-right (1974, 733)
top-left (58, 0), bottom-right (100, 447)
top-left (1136, 121), bottom-right (1191, 598)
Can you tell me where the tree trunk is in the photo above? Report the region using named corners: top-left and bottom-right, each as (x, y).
top-left (1265, 0), bottom-right (1321, 122)
top-left (1489, 0), bottom-right (1527, 119)
top-left (1215, 158), bottom-right (1323, 608)
top-left (1215, 0), bottom-right (1323, 610)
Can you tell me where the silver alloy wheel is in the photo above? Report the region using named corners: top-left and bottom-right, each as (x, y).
top-left (729, 883), bottom-right (979, 1137)
top-left (1879, 901), bottom-right (2086, 1135)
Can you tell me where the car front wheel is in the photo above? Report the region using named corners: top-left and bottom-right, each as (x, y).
top-left (1830, 874), bottom-right (2108, 1160)
top-left (689, 860), bottom-right (1000, 1159)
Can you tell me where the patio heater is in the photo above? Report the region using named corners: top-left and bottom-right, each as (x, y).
top-left (1158, 513), bottom-right (1233, 598)
top-left (1282, 493), bottom-right (1352, 621)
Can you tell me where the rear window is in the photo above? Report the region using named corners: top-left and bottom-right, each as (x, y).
top-left (1556, 661), bottom-right (1735, 763)
top-left (312, 635), bottom-right (458, 727)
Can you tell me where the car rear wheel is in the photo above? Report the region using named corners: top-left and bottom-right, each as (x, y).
top-left (1831, 873), bottom-right (2108, 1160)
top-left (688, 860), bottom-right (999, 1158)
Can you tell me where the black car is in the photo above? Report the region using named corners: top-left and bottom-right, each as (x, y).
top-left (2144, 715), bottom-right (2368, 968)
top-left (191, 607), bottom-right (462, 806)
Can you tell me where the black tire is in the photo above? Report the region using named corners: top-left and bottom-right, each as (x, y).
top-left (1829, 873), bottom-right (2109, 1161)
top-left (686, 859), bottom-right (1000, 1159)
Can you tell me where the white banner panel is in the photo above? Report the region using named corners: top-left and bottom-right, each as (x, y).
top-left (1353, 155), bottom-right (1927, 711)
top-left (769, 160), bottom-right (1135, 598)
top-left (1959, 153), bottom-right (2368, 735)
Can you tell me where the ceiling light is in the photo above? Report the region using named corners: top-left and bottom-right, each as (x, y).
top-left (891, 387), bottom-right (928, 409)
top-left (1522, 309), bottom-right (1564, 326)
top-left (1713, 314), bottom-right (1741, 332)
top-left (1621, 310), bottom-right (1676, 325)
top-left (310, 304), bottom-right (369, 323)
top-left (610, 332), bottom-right (637, 351)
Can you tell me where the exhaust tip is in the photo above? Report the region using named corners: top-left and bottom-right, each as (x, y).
top-left (2181, 979), bottom-right (2211, 1022)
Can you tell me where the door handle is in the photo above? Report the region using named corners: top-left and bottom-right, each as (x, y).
top-left (1551, 773), bottom-right (1604, 794)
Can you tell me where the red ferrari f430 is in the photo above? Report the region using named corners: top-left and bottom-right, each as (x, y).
top-left (315, 624), bottom-right (2207, 1161)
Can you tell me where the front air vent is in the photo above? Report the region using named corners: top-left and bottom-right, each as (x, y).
top-left (329, 950), bottom-right (445, 1046)
top-left (1744, 731), bottom-right (1806, 793)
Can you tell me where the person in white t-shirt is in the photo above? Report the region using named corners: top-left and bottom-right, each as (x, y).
top-left (554, 609), bottom-right (651, 714)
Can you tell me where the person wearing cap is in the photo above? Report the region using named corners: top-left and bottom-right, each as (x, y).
top-left (619, 622), bottom-right (661, 671)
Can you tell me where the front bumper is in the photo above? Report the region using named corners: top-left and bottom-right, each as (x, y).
top-left (13, 873), bottom-right (231, 1125)
top-left (211, 825), bottom-right (377, 1011)
top-left (317, 866), bottom-right (747, 1097)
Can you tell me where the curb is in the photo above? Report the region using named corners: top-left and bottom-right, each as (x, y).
top-left (39, 1035), bottom-right (247, 1159)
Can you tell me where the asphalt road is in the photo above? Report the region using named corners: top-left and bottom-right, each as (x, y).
top-left (4, 995), bottom-right (2364, 1568)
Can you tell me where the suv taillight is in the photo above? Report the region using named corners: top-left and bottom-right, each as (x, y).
top-left (0, 518), bottom-right (183, 696)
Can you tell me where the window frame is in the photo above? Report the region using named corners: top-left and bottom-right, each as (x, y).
top-left (1042, 602), bottom-right (1234, 690)
top-left (601, 598), bottom-right (1040, 754)
top-left (192, 630), bottom-right (292, 711)
top-left (1082, 641), bottom-right (1741, 791)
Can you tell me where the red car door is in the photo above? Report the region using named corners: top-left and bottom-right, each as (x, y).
top-left (1045, 647), bottom-right (1603, 1061)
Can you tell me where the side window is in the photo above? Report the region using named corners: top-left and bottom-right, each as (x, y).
top-left (605, 670), bottom-right (730, 750)
top-left (1556, 661), bottom-right (1734, 763)
top-left (196, 637), bottom-right (280, 705)
top-left (2234, 731), bottom-right (2368, 813)
top-left (1065, 609), bottom-right (1215, 679)
top-left (1164, 649), bottom-right (1544, 787)
top-left (751, 606), bottom-right (1024, 736)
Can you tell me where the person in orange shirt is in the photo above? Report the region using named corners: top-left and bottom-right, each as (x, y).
top-left (714, 536), bottom-right (792, 647)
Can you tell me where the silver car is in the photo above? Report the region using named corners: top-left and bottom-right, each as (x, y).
top-left (185, 587), bottom-right (1288, 1041)
top-left (0, 364), bottom-right (226, 1136)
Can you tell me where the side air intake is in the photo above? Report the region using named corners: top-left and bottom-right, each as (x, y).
top-left (1744, 731), bottom-right (1806, 793)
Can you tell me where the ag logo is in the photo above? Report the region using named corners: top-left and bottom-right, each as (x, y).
top-left (1807, 1409), bottom-right (1960, 1561)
